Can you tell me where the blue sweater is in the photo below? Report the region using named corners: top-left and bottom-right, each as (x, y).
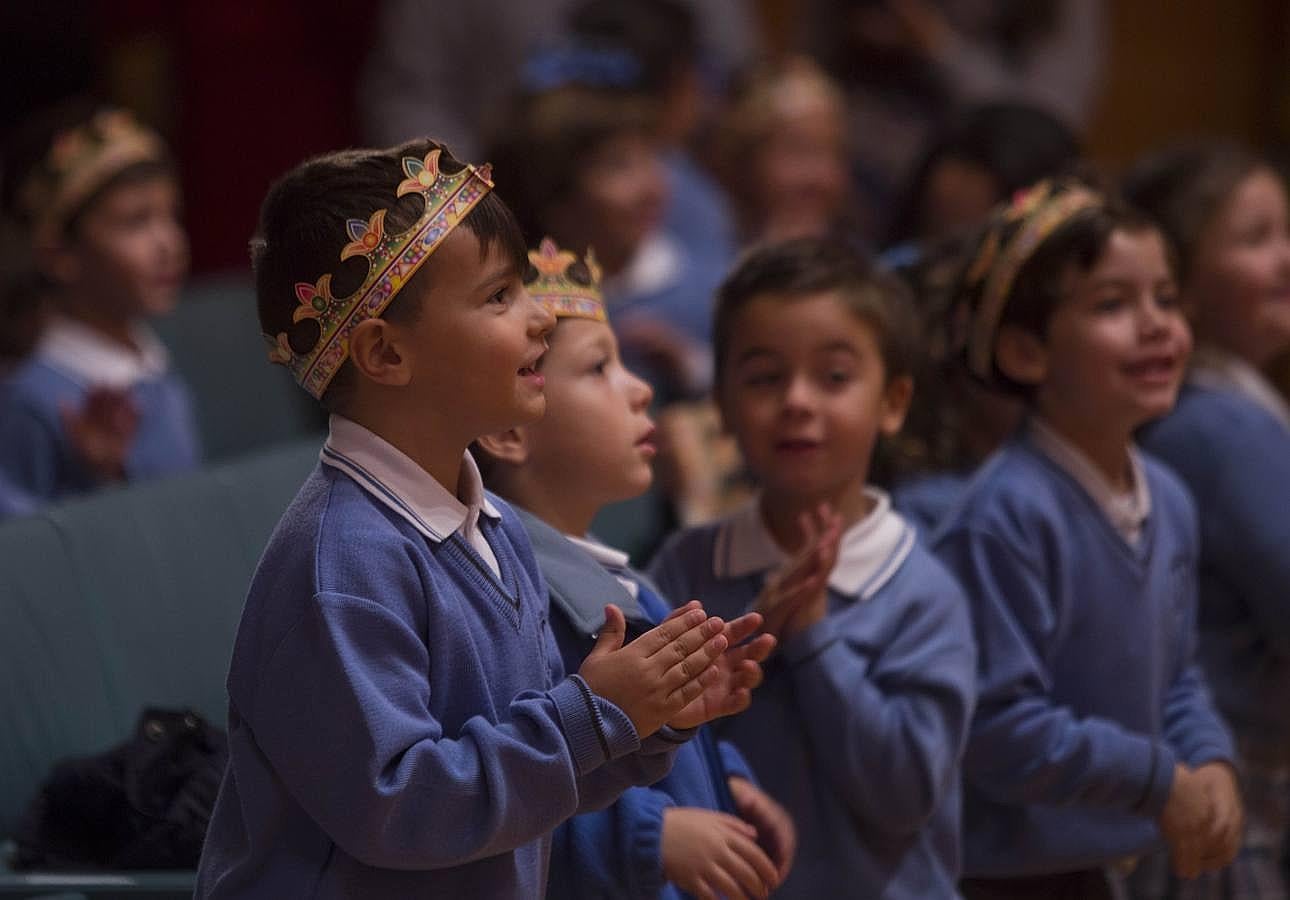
top-left (195, 466), bottom-right (679, 899)
top-left (649, 508), bottom-right (976, 899)
top-left (516, 507), bottom-right (754, 900)
top-left (891, 471), bottom-right (971, 538)
top-left (0, 357), bottom-right (199, 502)
top-left (931, 431), bottom-right (1236, 877)
top-left (1141, 384), bottom-right (1290, 761)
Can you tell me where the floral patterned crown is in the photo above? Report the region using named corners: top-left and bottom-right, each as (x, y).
top-left (267, 147), bottom-right (494, 399)
top-left (961, 179), bottom-right (1102, 380)
top-left (525, 237), bottom-right (606, 322)
top-left (19, 108), bottom-right (167, 247)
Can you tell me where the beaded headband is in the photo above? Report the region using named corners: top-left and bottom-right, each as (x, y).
top-left (19, 109), bottom-right (168, 248)
top-left (525, 237), bottom-right (606, 322)
top-left (266, 147), bottom-right (494, 399)
top-left (964, 180), bottom-right (1102, 379)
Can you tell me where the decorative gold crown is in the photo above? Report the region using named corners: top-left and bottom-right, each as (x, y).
top-left (965, 180), bottom-right (1102, 379)
top-left (525, 237), bottom-right (606, 322)
top-left (267, 148), bottom-right (494, 399)
top-left (20, 109), bottom-right (167, 247)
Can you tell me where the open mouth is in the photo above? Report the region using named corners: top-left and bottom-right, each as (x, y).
top-left (1122, 354), bottom-right (1179, 382)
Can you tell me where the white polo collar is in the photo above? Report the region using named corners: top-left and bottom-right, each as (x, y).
top-left (37, 315), bottom-right (169, 389)
top-left (320, 415), bottom-right (500, 546)
top-left (1029, 416), bottom-right (1151, 545)
top-left (567, 534), bottom-right (639, 600)
top-left (1190, 344), bottom-right (1290, 430)
top-left (601, 232), bottom-right (684, 303)
top-left (712, 489), bottom-right (916, 600)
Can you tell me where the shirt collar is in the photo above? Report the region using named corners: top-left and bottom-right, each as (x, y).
top-left (566, 534), bottom-right (639, 600)
top-left (36, 315), bottom-right (169, 388)
top-left (713, 488), bottom-right (916, 599)
top-left (1189, 344), bottom-right (1290, 430)
top-left (1028, 416), bottom-right (1151, 544)
top-left (601, 232), bottom-right (684, 302)
top-left (320, 414), bottom-right (500, 544)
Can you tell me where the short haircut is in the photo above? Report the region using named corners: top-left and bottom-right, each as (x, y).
top-left (251, 138), bottom-right (527, 411)
top-left (713, 237), bottom-right (919, 385)
top-left (485, 87), bottom-right (658, 245)
top-left (1122, 139), bottom-right (1266, 283)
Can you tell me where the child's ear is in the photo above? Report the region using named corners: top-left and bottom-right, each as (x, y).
top-left (348, 318), bottom-right (411, 386)
top-left (994, 324), bottom-right (1048, 387)
top-left (474, 428), bottom-right (531, 466)
top-left (879, 374), bottom-right (914, 436)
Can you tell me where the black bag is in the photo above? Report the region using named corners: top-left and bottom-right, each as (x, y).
top-left (10, 707), bottom-right (228, 870)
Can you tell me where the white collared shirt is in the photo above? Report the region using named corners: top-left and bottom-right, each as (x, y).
top-left (713, 488), bottom-right (916, 600)
top-left (1189, 344), bottom-right (1290, 431)
top-left (1029, 417), bottom-right (1151, 546)
top-left (320, 415), bottom-right (502, 577)
top-left (37, 315), bottom-right (170, 389)
top-left (567, 534), bottom-right (638, 600)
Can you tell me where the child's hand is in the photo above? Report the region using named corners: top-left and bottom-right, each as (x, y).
top-left (579, 602), bottom-right (727, 739)
top-left (661, 807), bottom-right (778, 900)
top-left (667, 612), bottom-right (776, 729)
top-left (61, 387), bottom-right (139, 482)
top-left (1159, 763), bottom-right (1217, 879)
top-left (1193, 762), bottom-right (1243, 872)
top-left (728, 776), bottom-right (796, 885)
top-left (755, 504), bottom-right (843, 642)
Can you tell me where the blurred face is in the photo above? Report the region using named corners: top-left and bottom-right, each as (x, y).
top-left (753, 108), bottom-right (850, 242)
top-left (919, 157), bottom-right (1000, 242)
top-left (563, 133), bottom-right (668, 268)
top-left (402, 228), bottom-right (555, 439)
top-left (1187, 168), bottom-right (1290, 365)
top-left (525, 318), bottom-right (657, 512)
top-left (718, 292), bottom-right (909, 515)
top-left (1031, 229), bottom-right (1192, 435)
top-left (65, 176), bottom-right (189, 318)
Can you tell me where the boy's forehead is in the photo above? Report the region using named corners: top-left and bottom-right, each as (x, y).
top-left (419, 228), bottom-right (518, 295)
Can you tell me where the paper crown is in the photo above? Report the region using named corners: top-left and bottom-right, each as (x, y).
top-left (19, 109), bottom-right (168, 247)
top-left (267, 147), bottom-right (494, 399)
top-left (525, 238), bottom-right (606, 322)
top-left (962, 179), bottom-right (1102, 380)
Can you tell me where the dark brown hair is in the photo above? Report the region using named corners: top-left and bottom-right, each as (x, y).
top-left (485, 87), bottom-right (659, 245)
top-left (251, 138), bottom-right (527, 410)
top-left (713, 237), bottom-right (919, 386)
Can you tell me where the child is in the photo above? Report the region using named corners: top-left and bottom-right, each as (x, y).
top-left (710, 57), bottom-right (855, 247)
top-left (1126, 142), bottom-right (1290, 897)
top-left (929, 179), bottom-right (1241, 898)
top-left (648, 237), bottom-right (978, 899)
top-left (475, 238), bottom-right (794, 900)
top-left (487, 84), bottom-right (725, 404)
top-left (0, 104), bottom-right (199, 502)
top-left (195, 140), bottom-right (745, 898)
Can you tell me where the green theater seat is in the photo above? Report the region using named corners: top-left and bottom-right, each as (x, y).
top-left (0, 438), bottom-right (320, 897)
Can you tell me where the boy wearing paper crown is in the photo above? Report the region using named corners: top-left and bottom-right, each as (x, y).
top-left (0, 104), bottom-right (198, 502)
top-left (930, 180), bottom-right (1240, 898)
top-left (195, 141), bottom-right (759, 899)
top-left (474, 239), bottom-right (795, 900)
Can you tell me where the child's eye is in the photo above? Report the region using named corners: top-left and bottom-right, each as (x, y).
top-left (1155, 290), bottom-right (1181, 309)
top-left (590, 357), bottom-right (609, 375)
top-left (487, 286), bottom-right (510, 305)
top-left (742, 371), bottom-right (782, 388)
top-left (1093, 295), bottom-right (1126, 314)
top-left (825, 369), bottom-right (853, 385)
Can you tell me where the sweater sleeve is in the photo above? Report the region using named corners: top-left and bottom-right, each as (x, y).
top-left (780, 575), bottom-right (977, 836)
top-left (248, 591), bottom-right (643, 871)
top-left (937, 527), bottom-right (1176, 817)
top-left (0, 394), bottom-right (74, 500)
top-left (549, 786), bottom-right (674, 900)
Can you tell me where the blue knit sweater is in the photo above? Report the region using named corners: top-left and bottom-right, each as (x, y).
top-left (932, 430), bottom-right (1235, 876)
top-left (196, 465), bottom-right (678, 899)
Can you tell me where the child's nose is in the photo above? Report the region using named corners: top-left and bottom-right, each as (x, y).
top-left (526, 288), bottom-right (556, 337)
top-left (782, 373), bottom-right (816, 411)
top-left (628, 370), bottom-right (654, 410)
